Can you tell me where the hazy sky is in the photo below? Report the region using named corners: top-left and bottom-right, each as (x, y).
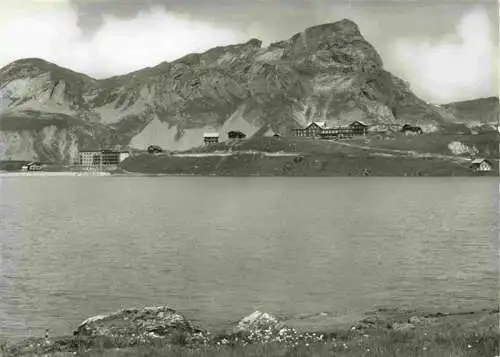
top-left (0, 0), bottom-right (498, 103)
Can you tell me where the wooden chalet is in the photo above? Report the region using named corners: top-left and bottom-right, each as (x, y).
top-left (294, 121), bottom-right (327, 137)
top-left (348, 121), bottom-right (368, 135)
top-left (470, 159), bottom-right (493, 174)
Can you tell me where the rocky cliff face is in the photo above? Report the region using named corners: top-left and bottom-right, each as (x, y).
top-left (0, 19), bottom-right (467, 162)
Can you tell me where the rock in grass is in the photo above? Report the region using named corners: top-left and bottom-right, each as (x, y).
top-left (231, 311), bottom-right (328, 345)
top-left (74, 306), bottom-right (208, 346)
top-left (235, 311), bottom-right (286, 334)
top-left (232, 311), bottom-right (297, 344)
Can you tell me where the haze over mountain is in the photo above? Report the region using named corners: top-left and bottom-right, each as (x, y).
top-left (0, 17), bottom-right (497, 162)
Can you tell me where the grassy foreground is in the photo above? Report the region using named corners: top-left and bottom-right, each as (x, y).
top-left (3, 308), bottom-right (498, 357)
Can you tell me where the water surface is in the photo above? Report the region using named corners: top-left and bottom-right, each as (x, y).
top-left (0, 177), bottom-right (498, 340)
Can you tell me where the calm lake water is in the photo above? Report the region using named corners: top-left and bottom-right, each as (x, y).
top-left (0, 177), bottom-right (498, 341)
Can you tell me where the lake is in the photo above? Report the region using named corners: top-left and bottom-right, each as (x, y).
top-left (0, 176), bottom-right (498, 342)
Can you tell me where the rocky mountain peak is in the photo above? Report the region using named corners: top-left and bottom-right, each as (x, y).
top-left (0, 18), bottom-right (486, 163)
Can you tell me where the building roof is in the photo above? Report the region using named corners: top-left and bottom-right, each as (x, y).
top-left (203, 133), bottom-right (220, 138)
top-left (471, 158), bottom-right (491, 165)
top-left (80, 148), bottom-right (130, 153)
top-left (306, 121), bottom-right (327, 129)
top-left (350, 120), bottom-right (368, 127)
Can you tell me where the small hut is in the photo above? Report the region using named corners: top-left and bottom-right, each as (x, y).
top-left (401, 124), bottom-right (423, 135)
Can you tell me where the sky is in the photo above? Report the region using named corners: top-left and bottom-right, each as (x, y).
top-left (0, 0), bottom-right (498, 104)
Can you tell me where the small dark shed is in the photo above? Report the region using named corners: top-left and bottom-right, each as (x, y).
top-left (147, 145), bottom-right (163, 154)
top-left (401, 124), bottom-right (423, 135)
top-left (227, 130), bottom-right (246, 140)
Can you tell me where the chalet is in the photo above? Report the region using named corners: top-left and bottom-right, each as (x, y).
top-left (348, 121), bottom-right (368, 136)
top-left (21, 162), bottom-right (43, 171)
top-left (401, 124), bottom-right (423, 135)
top-left (294, 121), bottom-right (327, 137)
top-left (203, 133), bottom-right (219, 144)
top-left (470, 159), bottom-right (493, 174)
top-left (227, 130), bottom-right (246, 140)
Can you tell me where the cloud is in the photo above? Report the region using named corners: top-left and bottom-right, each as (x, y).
top-left (390, 6), bottom-right (498, 103)
top-left (0, 0), bottom-right (248, 78)
top-left (0, 1), bottom-right (497, 104)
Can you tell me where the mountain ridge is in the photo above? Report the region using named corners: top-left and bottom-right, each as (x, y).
top-left (0, 18), bottom-right (497, 162)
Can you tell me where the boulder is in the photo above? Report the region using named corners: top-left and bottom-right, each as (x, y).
top-left (231, 311), bottom-right (299, 344)
top-left (74, 306), bottom-right (207, 346)
top-left (235, 311), bottom-right (286, 334)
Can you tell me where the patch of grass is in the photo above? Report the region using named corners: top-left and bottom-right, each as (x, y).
top-left (31, 328), bottom-right (498, 357)
top-left (362, 132), bottom-right (499, 159)
top-left (120, 151), bottom-right (479, 177)
top-left (0, 160), bottom-right (31, 171)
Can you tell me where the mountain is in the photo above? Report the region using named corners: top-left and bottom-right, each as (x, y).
top-left (0, 19), bottom-right (481, 163)
top-left (440, 97), bottom-right (499, 129)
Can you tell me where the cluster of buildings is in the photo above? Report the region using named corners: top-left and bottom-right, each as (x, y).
top-left (71, 121), bottom-right (494, 175)
top-left (202, 130), bottom-right (250, 145)
top-left (200, 121), bottom-right (370, 145)
top-left (293, 120), bottom-right (369, 139)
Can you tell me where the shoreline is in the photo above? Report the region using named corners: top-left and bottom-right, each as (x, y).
top-left (2, 305), bottom-right (498, 356)
top-left (0, 171), bottom-right (111, 177)
top-left (0, 170), bottom-right (498, 178)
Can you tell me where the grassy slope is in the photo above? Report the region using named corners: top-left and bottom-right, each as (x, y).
top-left (358, 133), bottom-right (499, 159)
top-left (121, 135), bottom-right (498, 176)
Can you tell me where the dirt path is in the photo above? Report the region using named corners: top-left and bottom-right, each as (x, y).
top-left (173, 151), bottom-right (299, 158)
top-left (328, 140), bottom-right (470, 163)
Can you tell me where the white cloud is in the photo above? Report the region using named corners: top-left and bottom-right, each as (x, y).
top-left (0, 1), bottom-right (497, 104)
top-left (390, 6), bottom-right (498, 103)
top-left (0, 0), bottom-right (248, 78)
